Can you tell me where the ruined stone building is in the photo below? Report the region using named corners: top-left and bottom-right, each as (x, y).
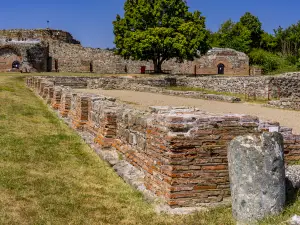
top-left (0, 29), bottom-right (250, 75)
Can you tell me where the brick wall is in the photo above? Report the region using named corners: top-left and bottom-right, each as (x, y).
top-left (26, 76), bottom-right (300, 208)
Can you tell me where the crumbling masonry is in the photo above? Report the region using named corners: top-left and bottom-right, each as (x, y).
top-left (1, 29), bottom-right (249, 75)
top-left (26, 76), bottom-right (300, 208)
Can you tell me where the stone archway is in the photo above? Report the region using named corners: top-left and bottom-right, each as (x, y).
top-left (217, 63), bottom-right (225, 75)
top-left (0, 46), bottom-right (22, 72)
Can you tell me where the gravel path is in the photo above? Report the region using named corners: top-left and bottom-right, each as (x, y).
top-left (79, 89), bottom-right (300, 134)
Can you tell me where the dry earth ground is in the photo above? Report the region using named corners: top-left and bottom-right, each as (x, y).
top-left (79, 89), bottom-right (300, 134)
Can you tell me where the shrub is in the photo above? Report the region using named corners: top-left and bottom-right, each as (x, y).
top-left (249, 49), bottom-right (284, 74)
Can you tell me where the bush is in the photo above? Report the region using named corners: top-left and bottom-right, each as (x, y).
top-left (249, 49), bottom-right (284, 74)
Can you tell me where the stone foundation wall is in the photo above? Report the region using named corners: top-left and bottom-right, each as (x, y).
top-left (179, 73), bottom-right (300, 99)
top-left (49, 42), bottom-right (152, 74)
top-left (268, 96), bottom-right (300, 111)
top-left (26, 76), bottom-right (300, 208)
top-left (0, 29), bottom-right (249, 75)
top-left (30, 71), bottom-right (300, 100)
top-left (48, 41), bottom-right (249, 75)
top-left (43, 72), bottom-right (300, 102)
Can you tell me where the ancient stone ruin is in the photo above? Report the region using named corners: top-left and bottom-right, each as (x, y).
top-left (26, 75), bottom-right (300, 210)
top-left (0, 29), bottom-right (249, 75)
top-left (228, 132), bottom-right (286, 223)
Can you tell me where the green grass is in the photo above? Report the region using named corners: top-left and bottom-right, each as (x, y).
top-left (0, 72), bottom-right (299, 224)
top-left (268, 66), bottom-right (299, 75)
top-left (166, 86), bottom-right (272, 104)
top-left (0, 74), bottom-right (235, 224)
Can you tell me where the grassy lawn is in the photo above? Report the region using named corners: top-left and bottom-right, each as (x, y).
top-left (0, 72), bottom-right (299, 224)
top-left (0, 74), bottom-right (235, 224)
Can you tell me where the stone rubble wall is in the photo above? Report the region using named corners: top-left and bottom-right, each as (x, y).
top-left (0, 29), bottom-right (249, 75)
top-left (41, 75), bottom-right (240, 103)
top-left (49, 41), bottom-right (152, 74)
top-left (177, 76), bottom-right (270, 98)
top-left (268, 97), bottom-right (300, 111)
top-left (0, 29), bottom-right (80, 44)
top-left (0, 43), bottom-right (48, 72)
top-left (48, 41), bottom-right (249, 75)
top-left (177, 72), bottom-right (300, 99)
top-left (26, 76), bottom-right (300, 208)
top-left (85, 72), bottom-right (300, 99)
top-left (86, 76), bottom-right (241, 103)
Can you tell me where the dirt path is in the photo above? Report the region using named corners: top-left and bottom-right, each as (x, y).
top-left (79, 89), bottom-right (300, 134)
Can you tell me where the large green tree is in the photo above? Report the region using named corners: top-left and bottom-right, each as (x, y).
top-left (275, 22), bottom-right (300, 57)
top-left (240, 12), bottom-right (263, 49)
top-left (113, 0), bottom-right (210, 73)
top-left (213, 20), bottom-right (252, 53)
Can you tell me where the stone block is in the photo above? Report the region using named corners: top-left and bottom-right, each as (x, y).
top-left (228, 132), bottom-right (286, 224)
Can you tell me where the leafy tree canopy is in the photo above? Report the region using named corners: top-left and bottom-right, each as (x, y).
top-left (240, 12), bottom-right (263, 49)
top-left (213, 20), bottom-right (252, 53)
top-left (113, 0), bottom-right (210, 73)
top-left (211, 12), bottom-right (263, 53)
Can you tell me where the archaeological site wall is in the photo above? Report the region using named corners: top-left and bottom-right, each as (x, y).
top-left (48, 41), bottom-right (152, 74)
top-left (0, 43), bottom-right (48, 72)
top-left (0, 29), bottom-right (80, 44)
top-left (83, 72), bottom-right (300, 99)
top-left (0, 29), bottom-right (250, 75)
top-left (48, 43), bottom-right (249, 75)
top-left (26, 75), bottom-right (300, 208)
top-left (178, 72), bottom-right (300, 99)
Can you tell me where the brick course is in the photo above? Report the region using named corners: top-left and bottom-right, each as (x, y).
top-left (27, 76), bottom-right (300, 208)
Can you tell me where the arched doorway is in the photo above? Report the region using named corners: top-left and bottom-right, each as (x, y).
top-left (12, 61), bottom-right (21, 69)
top-left (217, 63), bottom-right (225, 75)
top-left (0, 46), bottom-right (22, 72)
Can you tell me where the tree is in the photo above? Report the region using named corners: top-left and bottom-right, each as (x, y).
top-left (260, 32), bottom-right (277, 52)
top-left (240, 12), bottom-right (263, 49)
top-left (274, 22), bottom-right (300, 58)
top-left (215, 20), bottom-right (252, 53)
top-left (113, 0), bottom-right (210, 73)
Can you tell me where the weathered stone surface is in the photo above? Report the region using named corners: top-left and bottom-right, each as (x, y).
top-left (0, 29), bottom-right (249, 75)
top-left (27, 76), bottom-right (300, 210)
top-left (228, 132), bottom-right (286, 223)
top-left (267, 96), bottom-right (300, 111)
top-left (286, 165), bottom-right (300, 189)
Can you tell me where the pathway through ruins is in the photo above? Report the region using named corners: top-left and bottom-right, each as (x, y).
top-left (78, 89), bottom-right (300, 134)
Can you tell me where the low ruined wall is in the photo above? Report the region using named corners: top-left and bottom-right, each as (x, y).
top-left (32, 72), bottom-right (300, 100)
top-left (178, 76), bottom-right (270, 98)
top-left (48, 41), bottom-right (249, 75)
top-left (178, 72), bottom-right (300, 99)
top-left (26, 76), bottom-right (300, 208)
top-left (87, 76), bottom-right (241, 103)
top-left (268, 97), bottom-right (300, 111)
top-left (86, 73), bottom-right (300, 99)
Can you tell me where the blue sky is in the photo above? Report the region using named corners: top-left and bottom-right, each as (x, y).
top-left (1, 0), bottom-right (299, 48)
